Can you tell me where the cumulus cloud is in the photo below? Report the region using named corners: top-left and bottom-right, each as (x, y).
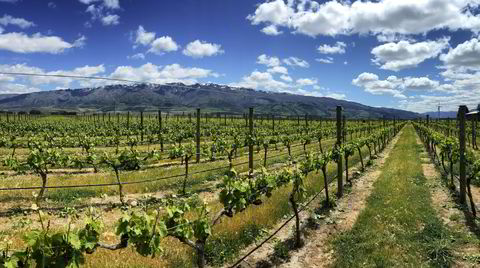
top-left (352, 72), bottom-right (452, 99)
top-left (82, 0), bottom-right (120, 27)
top-left (261, 25), bottom-right (283, 35)
top-left (134, 25), bottom-right (156, 46)
top-left (0, 15), bottom-right (35, 29)
top-left (0, 63), bottom-right (106, 89)
top-left (371, 38), bottom-right (449, 71)
top-left (230, 71), bottom-right (290, 91)
top-left (247, 0), bottom-right (480, 37)
top-left (79, 0), bottom-right (119, 9)
top-left (283, 56), bottom-right (309, 67)
top-left (296, 78), bottom-right (317, 86)
top-left (0, 62), bottom-right (220, 92)
top-left (316, 57), bottom-right (333, 64)
top-left (127, 53), bottom-right (145, 60)
top-left (317, 41), bottom-right (346, 54)
top-left (267, 66), bottom-right (288, 74)
top-left (257, 54), bottom-right (281, 67)
top-left (101, 14), bottom-right (119, 25)
top-left (110, 63), bottom-right (218, 84)
top-left (148, 36), bottom-right (179, 55)
top-left (0, 32), bottom-right (85, 54)
top-left (280, 74), bottom-right (293, 82)
top-left (182, 40), bottom-right (224, 58)
top-left (440, 38), bottom-right (480, 71)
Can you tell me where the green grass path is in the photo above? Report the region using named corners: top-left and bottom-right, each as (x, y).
top-left (332, 124), bottom-right (454, 267)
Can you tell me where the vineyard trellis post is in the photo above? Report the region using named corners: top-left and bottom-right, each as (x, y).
top-left (127, 111), bottom-right (130, 131)
top-left (196, 108), bottom-right (201, 163)
top-left (158, 110), bottom-right (163, 152)
top-left (459, 105), bottom-right (467, 205)
top-left (140, 111), bottom-right (144, 142)
top-left (272, 114), bottom-right (275, 131)
top-left (249, 107), bottom-right (254, 177)
top-left (336, 106), bottom-right (343, 198)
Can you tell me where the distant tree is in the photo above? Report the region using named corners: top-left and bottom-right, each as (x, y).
top-left (30, 110), bottom-right (42, 115)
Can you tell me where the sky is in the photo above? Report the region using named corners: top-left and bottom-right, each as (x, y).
top-left (1, 0), bottom-right (480, 112)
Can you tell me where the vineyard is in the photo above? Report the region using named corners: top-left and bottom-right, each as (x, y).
top-left (0, 106), bottom-right (478, 268)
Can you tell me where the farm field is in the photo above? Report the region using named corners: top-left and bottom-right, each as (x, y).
top-left (0, 110), bottom-right (478, 268)
top-left (2, 0), bottom-right (480, 267)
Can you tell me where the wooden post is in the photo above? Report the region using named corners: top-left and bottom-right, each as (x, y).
top-left (248, 107), bottom-right (254, 177)
top-left (336, 106), bottom-right (343, 198)
top-left (158, 110), bottom-right (163, 152)
top-left (272, 114), bottom-right (275, 131)
top-left (127, 111), bottom-right (130, 130)
top-left (471, 117), bottom-right (476, 148)
top-left (140, 111), bottom-right (144, 142)
top-left (196, 108), bottom-right (201, 163)
top-left (458, 105), bottom-right (467, 205)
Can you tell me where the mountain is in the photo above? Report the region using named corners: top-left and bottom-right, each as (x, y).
top-left (421, 111), bottom-right (458, 119)
top-left (0, 83), bottom-right (420, 119)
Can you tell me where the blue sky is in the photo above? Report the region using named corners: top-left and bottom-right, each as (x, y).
top-left (1, 0), bottom-right (480, 112)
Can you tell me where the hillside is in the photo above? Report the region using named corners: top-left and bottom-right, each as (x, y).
top-left (0, 83), bottom-right (419, 119)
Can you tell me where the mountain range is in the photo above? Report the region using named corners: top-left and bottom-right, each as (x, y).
top-left (0, 83), bottom-right (420, 119)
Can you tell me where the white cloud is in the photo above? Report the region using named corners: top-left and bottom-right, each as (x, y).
top-left (352, 72), bottom-right (451, 99)
top-left (230, 71), bottom-right (290, 91)
top-left (326, 93), bottom-right (346, 99)
top-left (316, 57), bottom-right (333, 64)
top-left (110, 63), bottom-right (217, 84)
top-left (267, 66), bottom-right (288, 74)
top-left (247, 0), bottom-right (293, 26)
top-left (134, 25), bottom-right (155, 46)
top-left (0, 83), bottom-right (40, 94)
top-left (79, 0), bottom-right (119, 9)
top-left (83, 1), bottom-right (120, 27)
top-left (0, 32), bottom-right (85, 54)
top-left (283, 56), bottom-right (309, 67)
top-left (148, 36), bottom-right (179, 55)
top-left (0, 15), bottom-right (35, 29)
top-left (440, 38), bottom-right (480, 71)
top-left (261, 25), bottom-right (283, 35)
top-left (0, 63), bottom-right (106, 88)
top-left (73, 35), bottom-right (87, 48)
top-left (371, 38), bottom-right (449, 71)
top-left (247, 0), bottom-right (480, 37)
top-left (317, 41), bottom-right (346, 54)
top-left (48, 2), bottom-right (56, 8)
top-left (257, 54), bottom-right (281, 67)
top-left (182, 40), bottom-right (224, 58)
top-left (127, 53), bottom-right (145, 60)
top-left (280, 74), bottom-right (293, 82)
top-left (0, 62), bottom-right (219, 91)
top-left (296, 78), bottom-right (317, 86)
top-left (101, 14), bottom-right (119, 25)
